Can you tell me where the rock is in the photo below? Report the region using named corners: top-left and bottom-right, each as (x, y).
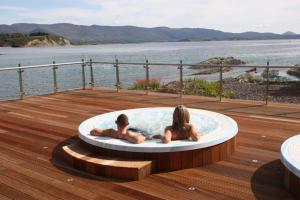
top-left (192, 57), bottom-right (245, 67)
top-left (287, 64), bottom-right (300, 78)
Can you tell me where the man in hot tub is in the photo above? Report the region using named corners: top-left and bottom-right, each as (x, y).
top-left (90, 114), bottom-right (146, 144)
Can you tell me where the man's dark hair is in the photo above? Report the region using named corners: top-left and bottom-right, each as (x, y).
top-left (115, 114), bottom-right (129, 127)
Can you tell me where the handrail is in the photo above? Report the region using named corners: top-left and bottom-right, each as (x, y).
top-left (0, 61), bottom-right (299, 72)
top-left (93, 61), bottom-right (299, 69)
top-left (0, 59), bottom-right (299, 104)
top-left (0, 61), bottom-right (84, 72)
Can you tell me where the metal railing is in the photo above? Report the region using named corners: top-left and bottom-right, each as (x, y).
top-left (0, 59), bottom-right (299, 104)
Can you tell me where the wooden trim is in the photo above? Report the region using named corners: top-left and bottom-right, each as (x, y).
top-left (64, 136), bottom-right (236, 178)
top-left (62, 143), bottom-right (152, 180)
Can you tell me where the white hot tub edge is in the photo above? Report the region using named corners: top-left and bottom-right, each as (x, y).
top-left (78, 107), bottom-right (239, 153)
top-left (280, 134), bottom-right (300, 178)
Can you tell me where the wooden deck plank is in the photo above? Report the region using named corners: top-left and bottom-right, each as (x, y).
top-left (0, 88), bottom-right (298, 199)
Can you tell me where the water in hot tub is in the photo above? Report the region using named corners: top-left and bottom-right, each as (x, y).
top-left (95, 109), bottom-right (219, 137)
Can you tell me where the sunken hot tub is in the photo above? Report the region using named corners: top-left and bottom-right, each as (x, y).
top-left (77, 107), bottom-right (238, 172)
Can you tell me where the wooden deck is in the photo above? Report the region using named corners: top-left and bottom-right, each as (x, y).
top-left (0, 88), bottom-right (299, 200)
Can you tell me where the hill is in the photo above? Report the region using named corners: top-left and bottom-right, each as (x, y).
top-left (0, 32), bottom-right (70, 47)
top-left (0, 23), bottom-right (299, 44)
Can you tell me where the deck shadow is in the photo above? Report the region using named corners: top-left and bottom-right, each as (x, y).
top-left (50, 136), bottom-right (129, 183)
top-left (250, 159), bottom-right (293, 199)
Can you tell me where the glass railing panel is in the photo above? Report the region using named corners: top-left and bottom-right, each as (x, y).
top-left (56, 64), bottom-right (82, 91)
top-left (22, 67), bottom-right (53, 97)
top-left (0, 70), bottom-right (19, 100)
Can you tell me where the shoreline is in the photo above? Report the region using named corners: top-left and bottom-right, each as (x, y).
top-left (156, 74), bottom-right (300, 104)
top-left (0, 38), bottom-right (300, 48)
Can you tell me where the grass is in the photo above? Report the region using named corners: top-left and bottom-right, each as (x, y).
top-left (130, 77), bottom-right (235, 98)
top-left (130, 78), bottom-right (160, 90)
top-left (184, 78), bottom-right (235, 98)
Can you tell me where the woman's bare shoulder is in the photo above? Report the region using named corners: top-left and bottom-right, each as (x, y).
top-left (165, 125), bottom-right (172, 131)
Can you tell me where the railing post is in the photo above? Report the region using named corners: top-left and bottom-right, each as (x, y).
top-left (144, 59), bottom-right (149, 95)
top-left (178, 60), bottom-right (183, 104)
top-left (219, 64), bottom-right (223, 102)
top-left (81, 59), bottom-right (86, 90)
top-left (89, 59), bottom-right (94, 88)
top-left (52, 61), bottom-right (58, 93)
top-left (265, 61), bottom-right (270, 105)
top-left (114, 59), bottom-right (120, 92)
top-left (17, 64), bottom-right (24, 99)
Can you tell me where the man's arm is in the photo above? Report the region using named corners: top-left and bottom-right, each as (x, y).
top-left (90, 128), bottom-right (116, 137)
top-left (90, 128), bottom-right (104, 136)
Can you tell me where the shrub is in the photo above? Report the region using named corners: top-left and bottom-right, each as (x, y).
top-left (184, 78), bottom-right (235, 98)
top-left (130, 78), bottom-right (160, 90)
top-left (261, 69), bottom-right (279, 80)
top-left (223, 90), bottom-right (235, 98)
top-left (29, 32), bottom-right (49, 37)
top-left (185, 78), bottom-right (220, 97)
top-left (244, 72), bottom-right (254, 82)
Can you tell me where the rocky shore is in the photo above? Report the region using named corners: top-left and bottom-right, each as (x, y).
top-left (130, 56), bottom-right (299, 104)
top-left (223, 76), bottom-right (300, 104)
top-left (157, 73), bottom-right (300, 104)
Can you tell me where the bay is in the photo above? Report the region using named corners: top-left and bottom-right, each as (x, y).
top-left (0, 39), bottom-right (300, 100)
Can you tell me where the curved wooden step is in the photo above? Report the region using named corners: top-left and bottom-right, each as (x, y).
top-left (62, 143), bottom-right (152, 180)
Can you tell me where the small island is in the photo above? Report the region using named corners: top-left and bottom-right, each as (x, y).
top-left (0, 32), bottom-right (70, 47)
top-left (189, 57), bottom-right (246, 75)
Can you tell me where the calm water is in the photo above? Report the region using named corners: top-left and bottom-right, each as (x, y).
top-left (1, 39), bottom-right (300, 100)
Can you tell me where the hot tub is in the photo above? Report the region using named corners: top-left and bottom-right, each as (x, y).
top-left (76, 107), bottom-right (238, 172)
top-left (281, 135), bottom-right (300, 199)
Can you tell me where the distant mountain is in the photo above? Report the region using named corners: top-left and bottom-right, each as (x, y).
top-left (282, 31), bottom-right (297, 35)
top-left (0, 23), bottom-right (300, 44)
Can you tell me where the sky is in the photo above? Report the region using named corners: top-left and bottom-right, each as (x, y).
top-left (0, 0), bottom-right (300, 34)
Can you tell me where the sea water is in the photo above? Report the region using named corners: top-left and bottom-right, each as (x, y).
top-left (1, 39), bottom-right (300, 100)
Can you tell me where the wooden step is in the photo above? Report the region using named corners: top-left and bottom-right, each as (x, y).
top-left (62, 143), bottom-right (152, 180)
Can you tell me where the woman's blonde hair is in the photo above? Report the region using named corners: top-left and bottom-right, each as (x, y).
top-left (172, 105), bottom-right (190, 131)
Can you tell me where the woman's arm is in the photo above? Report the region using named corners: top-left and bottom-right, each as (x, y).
top-left (190, 124), bottom-right (202, 141)
top-left (162, 127), bottom-right (172, 143)
top-left (125, 131), bottom-right (146, 144)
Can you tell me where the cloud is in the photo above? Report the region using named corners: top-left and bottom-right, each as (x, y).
top-left (1, 0), bottom-right (300, 33)
top-left (0, 6), bottom-right (27, 12)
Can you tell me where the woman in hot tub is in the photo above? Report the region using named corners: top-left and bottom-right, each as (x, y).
top-left (160, 105), bottom-right (202, 143)
top-left (90, 114), bottom-right (146, 144)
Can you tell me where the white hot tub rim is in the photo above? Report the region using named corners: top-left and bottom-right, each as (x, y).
top-left (280, 134), bottom-right (300, 178)
top-left (78, 107), bottom-right (238, 153)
